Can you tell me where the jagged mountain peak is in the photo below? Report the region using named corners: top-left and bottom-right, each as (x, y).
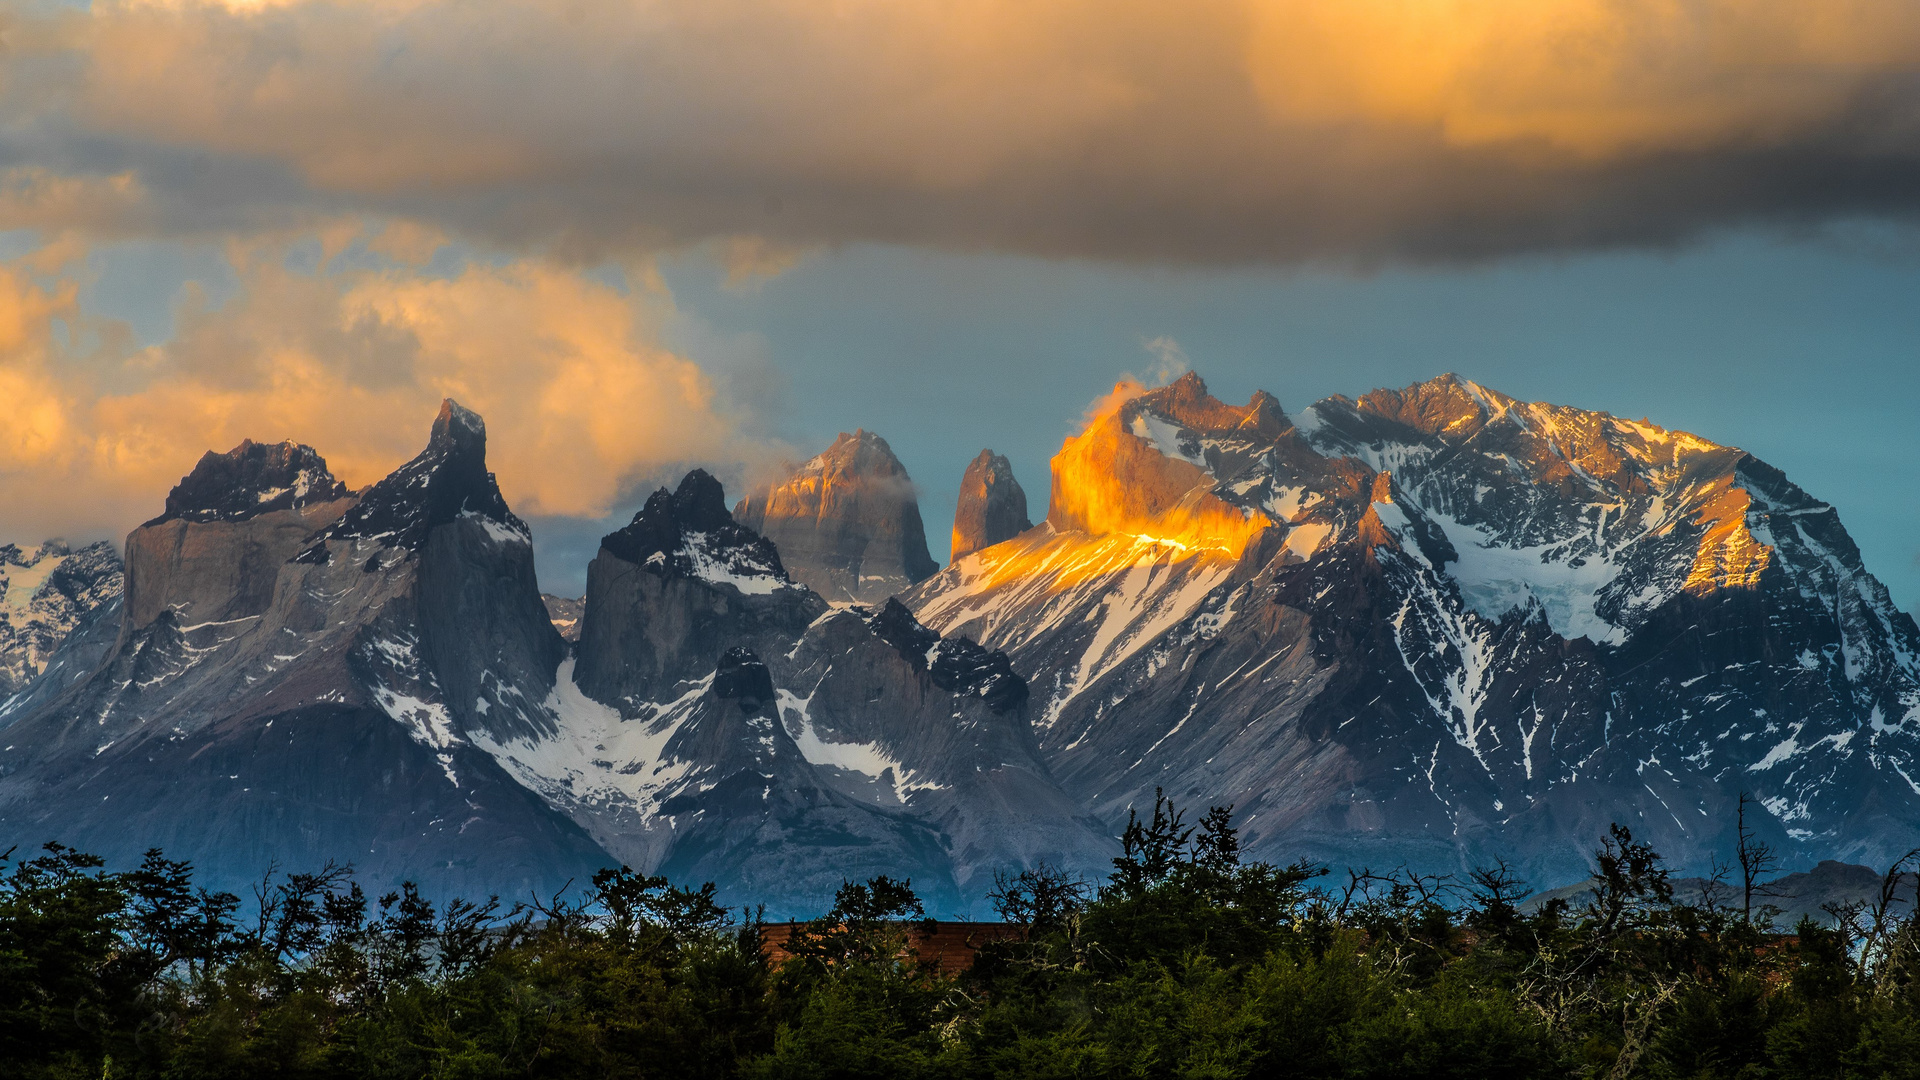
top-left (146, 439), bottom-right (350, 527)
top-left (320, 398), bottom-right (525, 553)
top-left (1291, 374), bottom-right (1787, 634)
top-left (433, 397), bottom-right (486, 442)
top-left (860, 598), bottom-right (1028, 713)
top-left (0, 400), bottom-right (590, 897)
top-left (1336, 372), bottom-right (1503, 441)
top-left (1124, 372), bottom-right (1293, 441)
top-left (541, 593), bottom-right (584, 642)
top-left (600, 469), bottom-right (791, 593)
top-left (912, 369), bottom-right (1920, 888)
top-left (1315, 375), bottom-right (1734, 489)
top-left (658, 469), bottom-right (737, 533)
top-left (862, 596), bottom-right (941, 661)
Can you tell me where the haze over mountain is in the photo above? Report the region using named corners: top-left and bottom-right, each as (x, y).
top-left (2, 372), bottom-right (1916, 909)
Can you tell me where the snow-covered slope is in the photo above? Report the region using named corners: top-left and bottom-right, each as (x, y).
top-left (907, 372), bottom-right (1920, 883)
top-left (0, 541), bottom-right (122, 700)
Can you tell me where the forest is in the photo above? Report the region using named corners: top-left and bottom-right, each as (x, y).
top-left (5, 795), bottom-right (1920, 1080)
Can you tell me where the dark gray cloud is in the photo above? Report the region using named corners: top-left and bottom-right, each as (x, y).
top-left (6, 0), bottom-right (1920, 264)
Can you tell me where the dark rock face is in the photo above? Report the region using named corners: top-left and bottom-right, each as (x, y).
top-left (500, 469), bottom-right (1108, 914)
top-left (907, 372), bottom-right (1920, 886)
top-left (779, 604), bottom-right (1100, 901)
top-left (733, 430), bottom-right (938, 604)
top-left (0, 541), bottom-right (123, 699)
top-left (865, 598), bottom-right (1027, 713)
top-left (951, 450), bottom-right (1032, 561)
top-left (0, 401), bottom-right (607, 898)
top-left (643, 661), bottom-right (959, 914)
top-left (575, 471), bottom-right (823, 711)
top-left (147, 440), bottom-right (350, 526)
top-left (713, 647), bottom-right (776, 709)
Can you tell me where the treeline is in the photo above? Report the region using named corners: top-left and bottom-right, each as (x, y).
top-left (6, 798), bottom-right (1920, 1079)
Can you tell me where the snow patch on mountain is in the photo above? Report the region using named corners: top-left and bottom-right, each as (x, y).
top-left (1283, 522), bottom-right (1332, 561)
top-left (1130, 412), bottom-right (1206, 467)
top-left (473, 659), bottom-right (701, 815)
top-left (681, 532), bottom-right (784, 595)
top-left (776, 688), bottom-right (943, 801)
top-left (1426, 508), bottom-right (1631, 645)
top-left (363, 632), bottom-right (464, 785)
top-left (0, 541), bottom-right (125, 697)
top-left (460, 509), bottom-right (531, 546)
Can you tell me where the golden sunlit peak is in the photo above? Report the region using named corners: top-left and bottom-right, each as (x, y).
top-left (1045, 374), bottom-right (1274, 559)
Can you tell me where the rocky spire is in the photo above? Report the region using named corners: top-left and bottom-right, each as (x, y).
top-left (320, 399), bottom-right (524, 552)
top-left (733, 430), bottom-right (937, 604)
top-left (950, 449), bottom-right (1032, 561)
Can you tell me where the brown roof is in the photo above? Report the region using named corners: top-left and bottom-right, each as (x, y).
top-left (760, 921), bottom-right (1025, 975)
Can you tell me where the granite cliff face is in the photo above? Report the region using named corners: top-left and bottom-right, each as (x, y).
top-left (733, 430), bottom-right (938, 604)
top-left (951, 449), bottom-right (1033, 561)
top-left (476, 469), bottom-right (1108, 913)
top-left (0, 541), bottom-right (123, 699)
top-left (908, 372), bottom-right (1920, 885)
top-left (125, 440), bottom-right (355, 630)
top-left (0, 403), bottom-right (608, 898)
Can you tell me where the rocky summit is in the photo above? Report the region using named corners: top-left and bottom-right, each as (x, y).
top-left (733, 430), bottom-right (939, 604)
top-left (951, 449), bottom-right (1033, 561)
top-left (0, 403), bottom-right (605, 900)
top-left (907, 371), bottom-right (1920, 886)
top-left (2, 371), bottom-right (1917, 910)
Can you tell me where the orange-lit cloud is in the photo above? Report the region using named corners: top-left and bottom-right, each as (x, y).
top-left (0, 231), bottom-right (757, 543)
top-left (1246, 0), bottom-right (1920, 155)
top-left (4, 0), bottom-right (1919, 263)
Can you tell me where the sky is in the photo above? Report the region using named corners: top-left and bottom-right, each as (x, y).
top-left (1, 0), bottom-right (1918, 610)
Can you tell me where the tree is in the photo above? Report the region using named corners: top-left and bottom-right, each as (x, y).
top-left (1736, 791), bottom-right (1787, 925)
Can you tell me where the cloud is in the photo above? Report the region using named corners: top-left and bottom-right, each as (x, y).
top-left (0, 169), bottom-right (149, 237)
top-left (1140, 337), bottom-right (1192, 387)
top-left (0, 228), bottom-right (762, 543)
top-left (3, 0), bottom-right (1919, 265)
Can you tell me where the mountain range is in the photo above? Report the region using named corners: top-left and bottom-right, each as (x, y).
top-left (3, 372), bottom-right (1916, 913)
